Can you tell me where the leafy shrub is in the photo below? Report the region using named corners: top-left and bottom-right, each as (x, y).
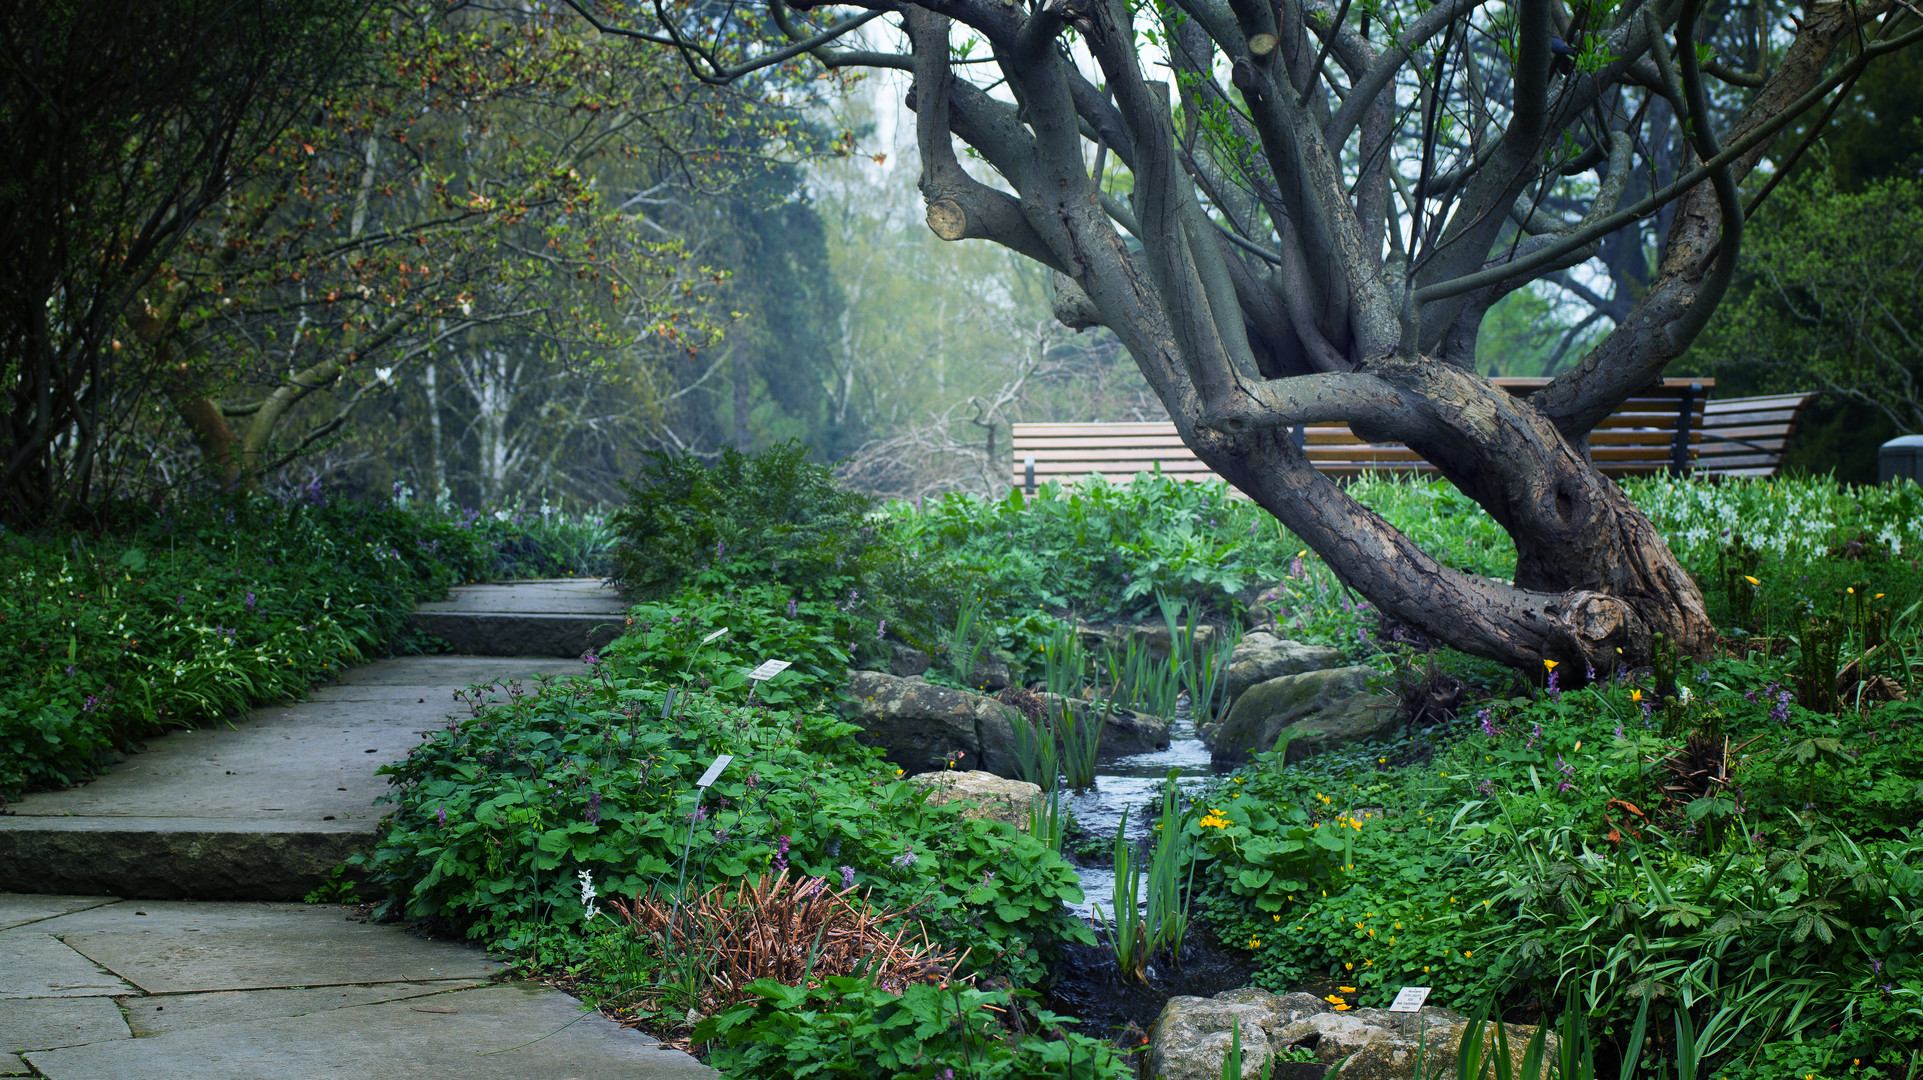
top-left (361, 585), bottom-right (1091, 985)
top-left (695, 975), bottom-right (1131, 1080)
top-left (608, 442), bottom-right (961, 662)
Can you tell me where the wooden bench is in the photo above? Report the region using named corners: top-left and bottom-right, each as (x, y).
top-left (1014, 378), bottom-right (1721, 489)
top-left (1695, 393), bottom-right (1819, 478)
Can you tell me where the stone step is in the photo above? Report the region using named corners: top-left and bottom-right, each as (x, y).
top-left (408, 578), bottom-right (627, 657)
top-left (0, 656), bottom-right (581, 900)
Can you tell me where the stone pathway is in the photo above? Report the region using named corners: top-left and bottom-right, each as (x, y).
top-left (0, 580), bottom-right (713, 1078)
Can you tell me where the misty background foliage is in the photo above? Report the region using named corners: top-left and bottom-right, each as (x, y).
top-left (5, 1), bottom-right (1918, 517)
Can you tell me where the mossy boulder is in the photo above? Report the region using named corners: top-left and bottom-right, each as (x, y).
top-left (1204, 666), bottom-right (1399, 765)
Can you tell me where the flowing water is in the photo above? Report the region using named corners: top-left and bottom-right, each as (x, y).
top-left (1045, 702), bottom-right (1256, 1034)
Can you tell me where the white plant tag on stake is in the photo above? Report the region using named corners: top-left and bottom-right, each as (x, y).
top-left (748, 659), bottom-right (792, 681)
top-left (702, 627), bottom-right (729, 645)
top-left (696, 754), bottom-right (733, 789)
top-left (1388, 986), bottom-right (1432, 1013)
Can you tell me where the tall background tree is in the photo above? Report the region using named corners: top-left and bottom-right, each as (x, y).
top-left (0, 0), bottom-right (366, 521)
top-left (563, 0), bottom-right (1923, 669)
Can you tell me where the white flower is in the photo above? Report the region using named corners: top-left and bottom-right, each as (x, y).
top-left (578, 870), bottom-right (598, 922)
top-left (374, 367), bottom-right (394, 385)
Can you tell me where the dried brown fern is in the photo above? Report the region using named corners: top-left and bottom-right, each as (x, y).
top-left (605, 871), bottom-right (964, 1015)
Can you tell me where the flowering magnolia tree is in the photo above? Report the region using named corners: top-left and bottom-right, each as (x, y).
top-left (569, 0), bottom-right (1920, 671)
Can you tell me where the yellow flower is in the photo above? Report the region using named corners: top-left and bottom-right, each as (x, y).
top-left (1744, 576), bottom-right (1760, 586)
top-left (894, 769), bottom-right (904, 777)
top-left (1324, 994), bottom-right (1345, 1005)
top-left (1876, 593), bottom-right (1885, 599)
top-left (1367, 928), bottom-right (1375, 937)
top-left (1630, 689), bottom-right (1643, 702)
top-left (1848, 587), bottom-right (1855, 594)
top-left (1543, 659), bottom-right (1559, 671)
top-left (1344, 962), bottom-right (1353, 971)
top-left (1464, 950), bottom-right (1473, 958)
top-left (1333, 1003), bottom-right (1352, 1011)
top-left (1338, 986), bottom-right (1357, 993)
top-left (1297, 550), bottom-right (1308, 558)
top-left (1249, 937), bottom-right (1263, 949)
top-left (1378, 757), bottom-right (1386, 764)
top-left (1394, 922), bottom-right (1402, 930)
top-left (1273, 915), bottom-right (1281, 922)
top-left (1423, 966), bottom-right (1430, 973)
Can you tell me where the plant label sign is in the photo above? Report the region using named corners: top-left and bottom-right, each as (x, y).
top-left (702, 627), bottom-right (729, 645)
top-left (1388, 986), bottom-right (1432, 1013)
top-left (748, 659), bottom-right (792, 681)
top-left (696, 754), bottom-right (733, 789)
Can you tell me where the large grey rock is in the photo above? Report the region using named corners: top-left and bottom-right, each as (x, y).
top-left (906, 771), bottom-right (1043, 829)
top-left (1223, 632), bottom-right (1343, 710)
top-left (1205, 666), bottom-right (1400, 765)
top-left (843, 671), bottom-right (1023, 777)
top-left (887, 643), bottom-right (932, 678)
top-left (843, 672), bottom-right (1164, 778)
top-left (1149, 988), bottom-right (1555, 1080)
top-left (1124, 622), bottom-right (1220, 661)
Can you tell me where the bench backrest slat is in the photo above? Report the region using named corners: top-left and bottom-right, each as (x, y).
top-left (1012, 383), bottom-right (1820, 489)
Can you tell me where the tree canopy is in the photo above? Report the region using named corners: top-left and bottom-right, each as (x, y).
top-left (559, 0), bottom-right (1923, 668)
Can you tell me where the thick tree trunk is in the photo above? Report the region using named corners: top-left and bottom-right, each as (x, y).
top-left (1194, 360), bottom-right (1713, 672)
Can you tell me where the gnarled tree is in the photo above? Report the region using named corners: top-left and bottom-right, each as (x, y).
top-left (569, 0), bottom-right (1922, 669)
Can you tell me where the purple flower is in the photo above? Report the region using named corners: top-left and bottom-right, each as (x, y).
top-left (1526, 722), bottom-right (1542, 750)
top-left (774, 835), bottom-right (790, 873)
top-left (716, 540), bottom-right (726, 559)
top-left (585, 791), bottom-right (602, 825)
top-left (435, 803), bottom-right (448, 827)
top-left (787, 598), bottom-right (798, 618)
top-left (82, 695), bottom-right (99, 713)
top-left (580, 649), bottom-right (600, 666)
top-left (1290, 555), bottom-right (1305, 578)
top-left (692, 804), bottom-right (707, 822)
top-left (876, 619), bottom-right (887, 640)
top-left (1478, 709), bottom-right (1499, 738)
top-left (64, 665), bottom-right (75, 677)
top-left (839, 865), bottom-right (856, 889)
top-left (1356, 627), bottom-right (1369, 644)
top-left (245, 592), bottom-right (256, 611)
top-left (1547, 669), bottom-right (1562, 697)
top-left (890, 849), bottom-right (918, 869)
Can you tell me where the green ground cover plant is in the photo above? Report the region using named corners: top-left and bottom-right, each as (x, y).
top-left (348, 460), bottom-right (1923, 1079)
top-left (1186, 533), bottom-right (1923, 1077)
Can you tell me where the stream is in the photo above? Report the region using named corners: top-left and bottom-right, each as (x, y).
top-left (1045, 703), bottom-right (1257, 1035)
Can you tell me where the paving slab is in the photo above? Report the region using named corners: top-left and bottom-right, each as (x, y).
top-left (0, 1051), bottom-right (25, 1075)
top-left (28, 982), bottom-right (714, 1080)
top-left (0, 996), bottom-right (131, 1051)
top-left (37, 901), bottom-right (500, 994)
top-left (410, 578), bottom-right (629, 657)
top-left (0, 895), bottom-right (117, 933)
top-left (0, 656), bottom-right (582, 898)
top-left (0, 930), bottom-right (134, 999)
top-left (121, 980), bottom-right (485, 1037)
